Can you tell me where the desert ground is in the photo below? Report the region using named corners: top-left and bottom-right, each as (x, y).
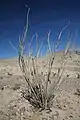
top-left (0, 51), bottom-right (80, 120)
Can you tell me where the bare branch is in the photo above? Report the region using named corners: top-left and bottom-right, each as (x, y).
top-left (21, 7), bottom-right (30, 43)
top-left (28, 33), bottom-right (38, 57)
top-left (47, 30), bottom-right (52, 53)
top-left (55, 21), bottom-right (70, 49)
top-left (9, 40), bottom-right (17, 54)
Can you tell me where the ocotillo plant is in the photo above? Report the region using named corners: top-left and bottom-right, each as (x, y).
top-left (18, 6), bottom-right (71, 110)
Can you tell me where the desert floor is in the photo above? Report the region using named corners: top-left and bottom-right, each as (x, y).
top-left (0, 51), bottom-right (80, 120)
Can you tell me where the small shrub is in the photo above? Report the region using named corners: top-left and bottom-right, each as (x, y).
top-left (18, 7), bottom-right (70, 110)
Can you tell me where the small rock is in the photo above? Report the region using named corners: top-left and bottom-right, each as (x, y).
top-left (0, 77), bottom-right (3, 79)
top-left (0, 86), bottom-right (4, 90)
top-left (66, 74), bottom-right (69, 77)
top-left (7, 72), bottom-right (12, 76)
top-left (12, 84), bottom-right (20, 90)
top-left (69, 115), bottom-right (73, 118)
top-left (74, 88), bottom-right (80, 96)
top-left (77, 73), bottom-right (80, 79)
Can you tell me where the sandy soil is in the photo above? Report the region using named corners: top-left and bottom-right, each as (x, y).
top-left (0, 52), bottom-right (80, 120)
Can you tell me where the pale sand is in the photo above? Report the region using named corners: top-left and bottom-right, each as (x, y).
top-left (0, 52), bottom-right (80, 120)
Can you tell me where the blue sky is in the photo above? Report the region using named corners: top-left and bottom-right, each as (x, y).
top-left (0, 0), bottom-right (80, 58)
